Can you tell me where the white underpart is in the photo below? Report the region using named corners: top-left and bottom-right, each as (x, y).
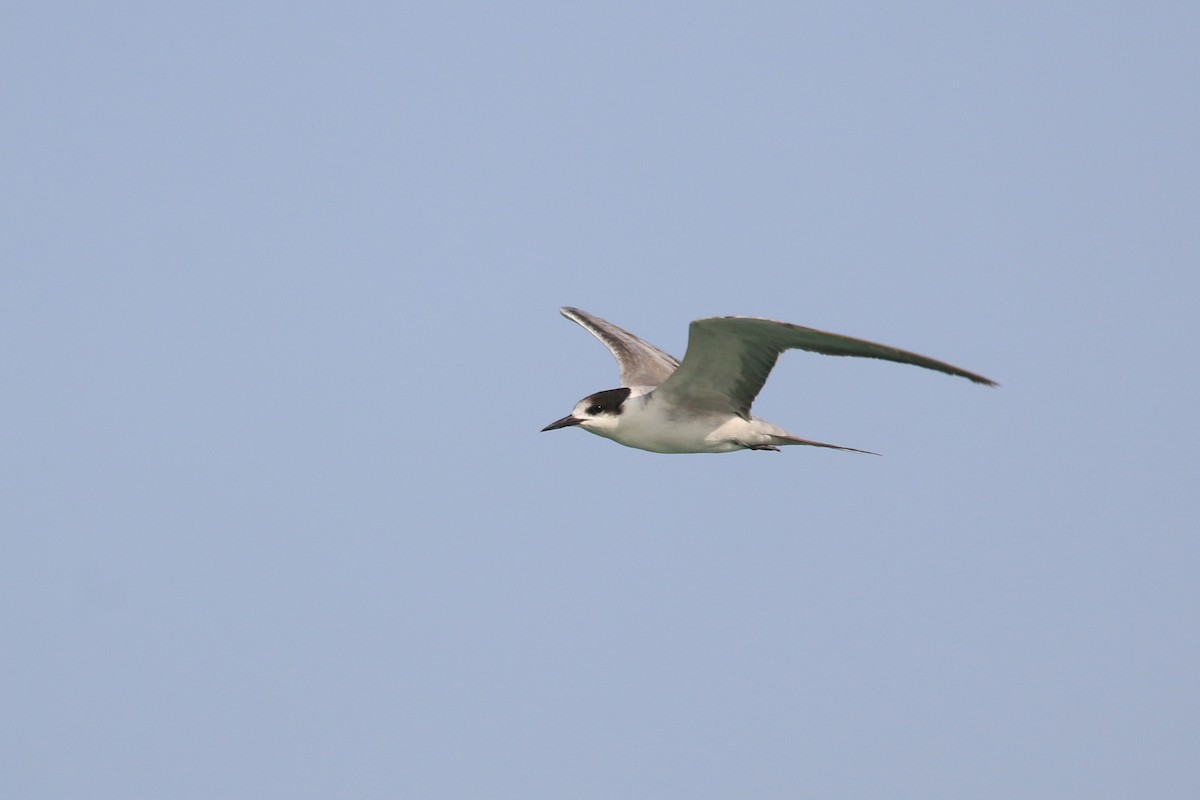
top-left (582, 390), bottom-right (790, 454)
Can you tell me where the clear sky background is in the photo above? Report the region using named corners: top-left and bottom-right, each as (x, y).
top-left (4, 2), bottom-right (1198, 798)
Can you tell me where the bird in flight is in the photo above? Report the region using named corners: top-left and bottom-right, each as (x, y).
top-left (542, 307), bottom-right (995, 455)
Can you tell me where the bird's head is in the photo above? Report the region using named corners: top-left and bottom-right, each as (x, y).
top-left (541, 387), bottom-right (631, 436)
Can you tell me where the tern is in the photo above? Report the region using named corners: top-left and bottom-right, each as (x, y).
top-left (542, 307), bottom-right (995, 454)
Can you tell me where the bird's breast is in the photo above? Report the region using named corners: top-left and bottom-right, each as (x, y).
top-left (603, 398), bottom-right (748, 453)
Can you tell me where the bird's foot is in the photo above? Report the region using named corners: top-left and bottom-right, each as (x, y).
top-left (747, 444), bottom-right (781, 452)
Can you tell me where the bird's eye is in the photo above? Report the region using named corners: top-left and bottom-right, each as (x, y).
top-left (589, 406), bottom-right (602, 415)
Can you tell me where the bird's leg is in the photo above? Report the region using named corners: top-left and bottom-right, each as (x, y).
top-left (747, 444), bottom-right (781, 452)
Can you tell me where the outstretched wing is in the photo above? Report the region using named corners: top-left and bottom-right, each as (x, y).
top-left (654, 316), bottom-right (996, 418)
top-left (559, 307), bottom-right (681, 388)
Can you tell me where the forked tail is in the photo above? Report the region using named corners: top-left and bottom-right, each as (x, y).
top-left (768, 434), bottom-right (880, 456)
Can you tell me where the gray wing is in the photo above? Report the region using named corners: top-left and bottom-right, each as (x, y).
top-left (654, 316), bottom-right (997, 418)
top-left (559, 307), bottom-right (680, 388)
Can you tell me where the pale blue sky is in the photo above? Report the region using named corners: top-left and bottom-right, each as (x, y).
top-left (3, 2), bottom-right (1198, 798)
